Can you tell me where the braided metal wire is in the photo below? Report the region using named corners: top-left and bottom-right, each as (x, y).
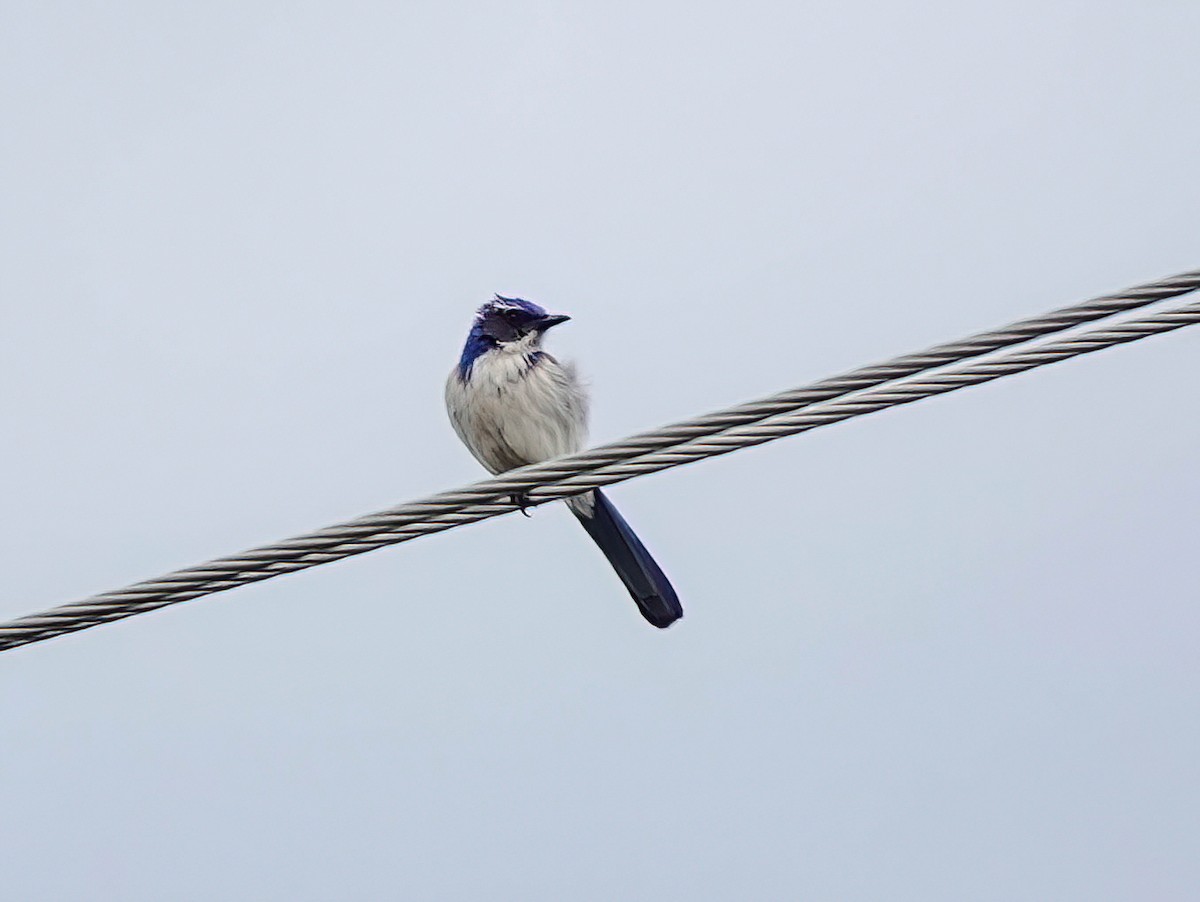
top-left (3, 271), bottom-right (1199, 651)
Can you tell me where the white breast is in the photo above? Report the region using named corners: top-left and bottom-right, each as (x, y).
top-left (445, 339), bottom-right (589, 476)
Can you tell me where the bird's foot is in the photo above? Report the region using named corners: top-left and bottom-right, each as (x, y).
top-left (511, 493), bottom-right (535, 517)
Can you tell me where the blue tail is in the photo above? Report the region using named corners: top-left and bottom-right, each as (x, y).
top-left (571, 489), bottom-right (683, 629)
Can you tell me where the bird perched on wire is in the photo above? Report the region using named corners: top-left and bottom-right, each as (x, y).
top-left (445, 295), bottom-right (683, 629)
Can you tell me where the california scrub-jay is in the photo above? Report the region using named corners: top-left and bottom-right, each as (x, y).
top-left (445, 295), bottom-right (683, 628)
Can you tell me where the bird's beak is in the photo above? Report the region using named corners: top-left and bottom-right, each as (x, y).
top-left (534, 313), bottom-right (571, 331)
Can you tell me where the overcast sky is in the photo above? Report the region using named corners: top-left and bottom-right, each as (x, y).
top-left (2, 2), bottom-right (1198, 899)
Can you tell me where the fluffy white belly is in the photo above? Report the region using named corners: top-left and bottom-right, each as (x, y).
top-left (445, 349), bottom-right (589, 475)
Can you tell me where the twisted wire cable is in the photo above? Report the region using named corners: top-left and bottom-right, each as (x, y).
top-left (3, 272), bottom-right (1199, 652)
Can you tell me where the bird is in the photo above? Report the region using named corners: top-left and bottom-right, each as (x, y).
top-left (445, 294), bottom-right (683, 629)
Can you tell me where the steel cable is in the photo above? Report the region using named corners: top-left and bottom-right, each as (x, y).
top-left (2, 271), bottom-right (1199, 651)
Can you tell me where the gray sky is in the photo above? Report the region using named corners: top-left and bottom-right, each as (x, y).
top-left (2, 2), bottom-right (1198, 899)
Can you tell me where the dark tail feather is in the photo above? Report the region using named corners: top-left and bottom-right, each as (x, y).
top-left (570, 489), bottom-right (683, 629)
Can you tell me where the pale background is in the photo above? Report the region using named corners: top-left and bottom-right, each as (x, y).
top-left (2, 2), bottom-right (1198, 899)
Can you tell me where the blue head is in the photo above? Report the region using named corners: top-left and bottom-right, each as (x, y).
top-left (457, 295), bottom-right (571, 378)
